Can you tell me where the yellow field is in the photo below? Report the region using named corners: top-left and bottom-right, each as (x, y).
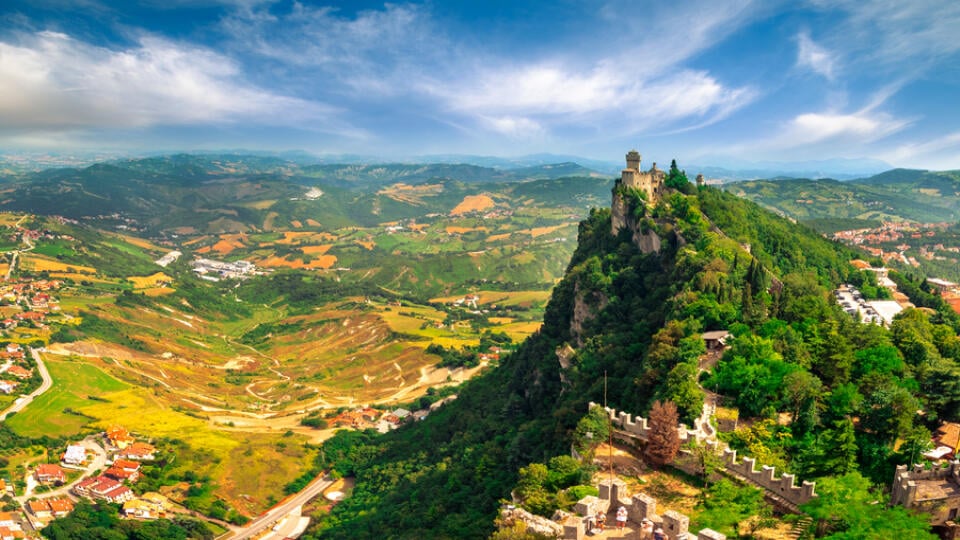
top-left (408, 223), bottom-right (428, 232)
top-left (0, 263), bottom-right (8, 275)
top-left (378, 183), bottom-right (444, 205)
top-left (80, 387), bottom-right (313, 514)
top-left (21, 255), bottom-right (96, 274)
top-left (291, 220), bottom-right (303, 228)
top-left (305, 219), bottom-right (322, 227)
top-left (49, 272), bottom-right (113, 283)
top-left (524, 225), bottom-right (569, 237)
top-left (356, 241), bottom-right (375, 250)
top-left (128, 272), bottom-right (172, 289)
top-left (275, 231), bottom-right (337, 245)
top-left (142, 287), bottom-right (176, 296)
top-left (300, 244), bottom-right (333, 255)
top-left (108, 233), bottom-right (165, 251)
top-left (0, 213), bottom-right (25, 227)
top-left (498, 321), bottom-right (542, 340)
top-left (445, 226), bottom-right (489, 234)
top-left (487, 233), bottom-right (511, 242)
top-left (378, 305), bottom-right (446, 334)
top-left (450, 194), bottom-right (495, 215)
top-left (258, 255), bottom-right (337, 269)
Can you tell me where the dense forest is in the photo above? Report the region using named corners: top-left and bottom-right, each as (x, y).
top-left (305, 171), bottom-right (955, 538)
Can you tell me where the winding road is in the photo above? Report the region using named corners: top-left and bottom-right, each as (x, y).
top-left (0, 347), bottom-right (53, 421)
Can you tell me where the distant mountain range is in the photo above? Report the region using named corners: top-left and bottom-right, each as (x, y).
top-left (1, 149), bottom-right (904, 180)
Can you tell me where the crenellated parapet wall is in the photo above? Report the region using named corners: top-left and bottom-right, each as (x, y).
top-left (891, 461), bottom-right (960, 509)
top-left (588, 402), bottom-right (817, 508)
top-left (722, 448), bottom-right (816, 506)
top-left (591, 403), bottom-right (709, 446)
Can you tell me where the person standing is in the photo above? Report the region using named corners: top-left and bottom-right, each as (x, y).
top-left (616, 505), bottom-right (627, 531)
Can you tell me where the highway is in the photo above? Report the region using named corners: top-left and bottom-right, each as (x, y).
top-left (229, 474), bottom-right (333, 540)
top-left (0, 347), bottom-right (53, 421)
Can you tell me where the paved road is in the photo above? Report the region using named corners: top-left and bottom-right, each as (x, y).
top-left (0, 347), bottom-right (53, 421)
top-left (229, 474), bottom-right (333, 540)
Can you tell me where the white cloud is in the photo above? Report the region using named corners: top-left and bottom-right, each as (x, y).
top-left (889, 131), bottom-right (960, 168)
top-left (787, 111), bottom-right (908, 144)
top-left (796, 31), bottom-right (836, 79)
top-left (220, 1), bottom-right (760, 139)
top-left (808, 0), bottom-right (960, 72)
top-left (0, 30), bottom-right (352, 134)
top-left (479, 116), bottom-right (546, 138)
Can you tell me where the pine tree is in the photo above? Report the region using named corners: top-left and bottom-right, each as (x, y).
top-left (645, 400), bottom-right (681, 466)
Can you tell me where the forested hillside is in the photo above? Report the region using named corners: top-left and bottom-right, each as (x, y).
top-left (307, 174), bottom-right (952, 538)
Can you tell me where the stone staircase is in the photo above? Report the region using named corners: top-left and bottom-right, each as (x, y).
top-left (786, 516), bottom-right (812, 539)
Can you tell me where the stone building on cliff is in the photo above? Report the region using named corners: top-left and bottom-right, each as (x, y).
top-left (611, 149), bottom-right (667, 250)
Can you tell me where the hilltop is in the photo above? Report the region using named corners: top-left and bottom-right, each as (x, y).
top-left (306, 156), bottom-right (949, 539)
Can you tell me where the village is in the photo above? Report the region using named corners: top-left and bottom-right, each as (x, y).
top-left (0, 426), bottom-right (169, 538)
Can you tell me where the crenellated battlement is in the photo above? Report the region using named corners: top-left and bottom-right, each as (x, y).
top-left (588, 402), bottom-right (817, 508)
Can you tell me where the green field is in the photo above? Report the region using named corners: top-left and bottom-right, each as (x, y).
top-left (6, 358), bottom-right (128, 437)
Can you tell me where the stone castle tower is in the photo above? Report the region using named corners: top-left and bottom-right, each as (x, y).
top-left (611, 150), bottom-right (666, 236)
top-left (619, 150), bottom-right (665, 202)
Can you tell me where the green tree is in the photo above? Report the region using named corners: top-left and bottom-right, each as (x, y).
top-left (665, 159), bottom-right (690, 190)
top-left (801, 472), bottom-right (936, 539)
top-left (661, 362), bottom-right (704, 424)
top-left (573, 405), bottom-right (610, 460)
top-left (821, 418), bottom-right (858, 476)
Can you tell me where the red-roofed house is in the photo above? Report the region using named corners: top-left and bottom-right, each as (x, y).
top-left (113, 459), bottom-right (141, 474)
top-left (105, 426), bottom-right (135, 449)
top-left (5, 366), bottom-right (30, 379)
top-left (73, 475), bottom-right (134, 503)
top-left (47, 498), bottom-right (74, 517)
top-left (27, 501), bottom-right (51, 519)
top-left (34, 464), bottom-right (65, 485)
top-left (119, 442), bottom-right (156, 461)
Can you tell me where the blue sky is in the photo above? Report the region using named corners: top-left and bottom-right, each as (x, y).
top-left (1, 0), bottom-right (959, 169)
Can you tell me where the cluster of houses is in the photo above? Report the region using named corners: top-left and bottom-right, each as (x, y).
top-left (0, 509), bottom-right (35, 539)
top-left (190, 258), bottom-right (257, 281)
top-left (331, 406), bottom-right (430, 433)
top-left (69, 427), bottom-right (150, 506)
top-left (0, 279), bottom-right (63, 335)
top-left (20, 426), bottom-right (165, 528)
top-left (0, 344), bottom-right (33, 394)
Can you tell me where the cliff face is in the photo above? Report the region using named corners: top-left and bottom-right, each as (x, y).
top-left (610, 188), bottom-right (664, 255)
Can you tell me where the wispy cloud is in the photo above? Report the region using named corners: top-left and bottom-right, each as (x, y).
top-left (220, 1), bottom-right (760, 140)
top-left (785, 111), bottom-right (908, 144)
top-left (0, 30), bottom-right (354, 135)
top-left (795, 31), bottom-right (836, 79)
top-left (808, 0), bottom-right (960, 73)
top-left (889, 131), bottom-right (960, 169)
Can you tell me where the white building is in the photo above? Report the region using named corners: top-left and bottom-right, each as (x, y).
top-left (62, 444), bottom-right (86, 466)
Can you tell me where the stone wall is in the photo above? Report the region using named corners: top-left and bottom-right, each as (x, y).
top-left (722, 448), bottom-right (816, 507)
top-left (563, 478), bottom-right (724, 540)
top-left (891, 462), bottom-right (960, 525)
top-left (588, 402), bottom-right (817, 508)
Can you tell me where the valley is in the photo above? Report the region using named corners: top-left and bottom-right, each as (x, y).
top-left (0, 156), bottom-right (613, 528)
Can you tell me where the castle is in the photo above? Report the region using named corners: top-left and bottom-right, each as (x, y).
top-left (619, 150), bottom-right (665, 202)
top-left (610, 149), bottom-right (666, 246)
top-left (892, 462), bottom-right (960, 531)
